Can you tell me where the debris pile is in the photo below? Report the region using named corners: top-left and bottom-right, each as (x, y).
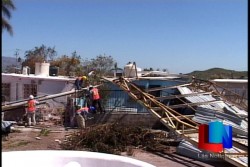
top-left (61, 123), bottom-right (177, 155)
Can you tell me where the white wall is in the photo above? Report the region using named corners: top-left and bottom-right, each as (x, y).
top-left (2, 75), bottom-right (75, 106)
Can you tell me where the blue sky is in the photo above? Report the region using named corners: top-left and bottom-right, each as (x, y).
top-left (2, 0), bottom-right (247, 74)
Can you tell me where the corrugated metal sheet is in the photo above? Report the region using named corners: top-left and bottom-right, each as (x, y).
top-left (176, 86), bottom-right (248, 166)
top-left (177, 86), bottom-right (248, 117)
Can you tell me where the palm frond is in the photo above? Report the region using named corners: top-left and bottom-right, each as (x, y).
top-left (2, 18), bottom-right (13, 35)
top-left (2, 0), bottom-right (16, 35)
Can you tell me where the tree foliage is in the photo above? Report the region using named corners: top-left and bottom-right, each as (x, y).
top-left (50, 51), bottom-right (82, 76)
top-left (83, 54), bottom-right (116, 84)
top-left (62, 54), bottom-right (115, 85)
top-left (22, 45), bottom-right (57, 74)
top-left (21, 46), bottom-right (116, 81)
top-left (2, 0), bottom-right (16, 36)
top-left (87, 55), bottom-right (116, 76)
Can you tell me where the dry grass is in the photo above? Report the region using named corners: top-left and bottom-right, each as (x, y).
top-left (6, 140), bottom-right (31, 148)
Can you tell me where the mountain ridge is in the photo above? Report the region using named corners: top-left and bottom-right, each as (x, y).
top-left (186, 67), bottom-right (248, 80)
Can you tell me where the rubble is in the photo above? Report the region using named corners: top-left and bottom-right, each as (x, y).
top-left (60, 123), bottom-right (178, 155)
top-left (103, 76), bottom-right (248, 167)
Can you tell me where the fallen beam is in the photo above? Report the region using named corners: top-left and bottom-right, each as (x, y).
top-left (2, 88), bottom-right (88, 112)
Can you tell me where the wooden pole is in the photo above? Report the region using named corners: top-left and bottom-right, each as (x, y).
top-left (2, 88), bottom-right (87, 112)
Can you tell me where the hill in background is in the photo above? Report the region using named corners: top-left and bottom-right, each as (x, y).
top-left (2, 56), bottom-right (18, 72)
top-left (186, 68), bottom-right (248, 80)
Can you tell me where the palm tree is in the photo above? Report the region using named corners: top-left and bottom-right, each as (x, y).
top-left (2, 0), bottom-right (16, 36)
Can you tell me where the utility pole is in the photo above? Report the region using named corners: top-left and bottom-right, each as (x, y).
top-left (14, 49), bottom-right (20, 73)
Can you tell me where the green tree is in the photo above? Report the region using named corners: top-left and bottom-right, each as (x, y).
top-left (22, 45), bottom-right (57, 73)
top-left (88, 55), bottom-right (115, 76)
top-left (66, 51), bottom-right (82, 76)
top-left (2, 0), bottom-right (16, 36)
top-left (81, 54), bottom-right (116, 85)
top-left (50, 51), bottom-right (82, 76)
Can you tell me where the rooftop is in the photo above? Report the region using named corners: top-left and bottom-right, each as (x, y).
top-left (2, 73), bottom-right (75, 81)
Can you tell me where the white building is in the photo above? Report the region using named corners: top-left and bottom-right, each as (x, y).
top-left (2, 62), bottom-right (76, 108)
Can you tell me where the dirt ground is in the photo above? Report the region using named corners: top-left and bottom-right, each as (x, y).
top-left (2, 123), bottom-right (236, 167)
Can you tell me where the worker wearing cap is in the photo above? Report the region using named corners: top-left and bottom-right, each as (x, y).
top-left (82, 75), bottom-right (89, 87)
top-left (82, 76), bottom-right (87, 80)
top-left (26, 95), bottom-right (39, 126)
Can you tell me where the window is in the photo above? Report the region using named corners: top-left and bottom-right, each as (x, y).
top-left (2, 83), bottom-right (10, 102)
top-left (24, 84), bottom-right (37, 99)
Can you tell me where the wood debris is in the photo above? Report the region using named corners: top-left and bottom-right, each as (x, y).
top-left (60, 123), bottom-right (179, 155)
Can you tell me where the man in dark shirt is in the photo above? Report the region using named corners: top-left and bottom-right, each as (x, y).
top-left (75, 76), bottom-right (83, 90)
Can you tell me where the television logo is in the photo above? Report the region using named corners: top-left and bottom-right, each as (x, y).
top-left (198, 121), bottom-right (232, 152)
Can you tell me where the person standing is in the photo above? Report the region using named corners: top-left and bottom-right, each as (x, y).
top-left (74, 76), bottom-right (83, 90)
top-left (74, 76), bottom-right (88, 100)
top-left (26, 95), bottom-right (39, 126)
top-left (89, 86), bottom-right (104, 114)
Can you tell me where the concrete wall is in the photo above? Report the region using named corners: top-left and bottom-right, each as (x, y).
top-left (2, 74), bottom-right (74, 104)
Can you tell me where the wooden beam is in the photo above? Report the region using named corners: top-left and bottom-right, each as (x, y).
top-left (2, 101), bottom-right (47, 112)
top-left (105, 77), bottom-right (248, 167)
top-left (2, 88), bottom-right (88, 111)
top-left (176, 129), bottom-right (198, 134)
top-left (167, 115), bottom-right (195, 120)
